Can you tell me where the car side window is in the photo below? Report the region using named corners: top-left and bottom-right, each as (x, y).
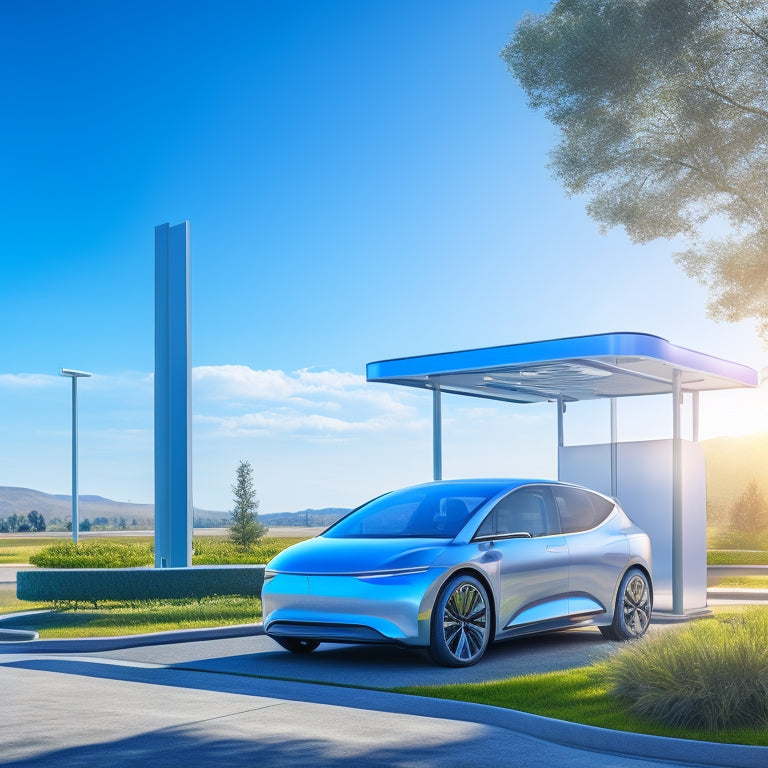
top-left (554, 487), bottom-right (614, 534)
top-left (475, 486), bottom-right (558, 539)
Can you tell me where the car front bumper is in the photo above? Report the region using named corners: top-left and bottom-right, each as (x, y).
top-left (262, 567), bottom-right (447, 647)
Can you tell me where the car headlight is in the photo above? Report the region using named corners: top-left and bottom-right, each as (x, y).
top-left (356, 566), bottom-right (430, 581)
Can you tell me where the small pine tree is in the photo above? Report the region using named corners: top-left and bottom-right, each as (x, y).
top-left (729, 480), bottom-right (768, 547)
top-left (229, 460), bottom-right (268, 548)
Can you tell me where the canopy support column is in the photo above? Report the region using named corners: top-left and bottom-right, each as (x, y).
top-left (692, 391), bottom-right (700, 442)
top-left (672, 369), bottom-right (683, 615)
top-left (610, 398), bottom-right (618, 498)
top-left (432, 380), bottom-right (442, 481)
top-left (556, 396), bottom-right (565, 480)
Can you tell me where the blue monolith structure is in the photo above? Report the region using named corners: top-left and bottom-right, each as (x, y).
top-left (154, 221), bottom-right (192, 567)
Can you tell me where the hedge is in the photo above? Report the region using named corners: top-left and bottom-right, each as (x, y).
top-left (17, 565), bottom-right (265, 602)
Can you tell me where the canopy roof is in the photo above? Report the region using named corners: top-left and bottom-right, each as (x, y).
top-left (366, 332), bottom-right (757, 404)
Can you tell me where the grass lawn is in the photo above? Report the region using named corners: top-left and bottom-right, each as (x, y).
top-left (0, 587), bottom-right (49, 614)
top-left (708, 549), bottom-right (768, 565)
top-left (717, 575), bottom-right (768, 588)
top-left (394, 662), bottom-right (768, 746)
top-left (0, 592), bottom-right (261, 637)
top-left (0, 536), bottom-right (155, 565)
top-left (0, 537), bottom-right (58, 564)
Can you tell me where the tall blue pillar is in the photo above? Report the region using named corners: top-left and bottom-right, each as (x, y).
top-left (154, 222), bottom-right (192, 567)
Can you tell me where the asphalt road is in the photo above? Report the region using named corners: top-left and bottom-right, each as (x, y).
top-left (2, 624), bottom-right (767, 768)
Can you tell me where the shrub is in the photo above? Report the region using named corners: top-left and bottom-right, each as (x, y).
top-left (29, 541), bottom-right (154, 568)
top-left (608, 608), bottom-right (768, 730)
top-left (192, 536), bottom-right (303, 565)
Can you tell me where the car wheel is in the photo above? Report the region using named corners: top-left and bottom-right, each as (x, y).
top-left (430, 574), bottom-right (490, 667)
top-left (600, 568), bottom-right (652, 641)
top-left (273, 636), bottom-right (320, 654)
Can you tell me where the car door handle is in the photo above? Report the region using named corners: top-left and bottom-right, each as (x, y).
top-left (546, 545), bottom-right (567, 553)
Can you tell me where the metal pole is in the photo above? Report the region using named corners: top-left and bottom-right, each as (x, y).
top-left (610, 398), bottom-right (618, 498)
top-left (692, 391), bottom-right (700, 442)
top-left (432, 381), bottom-right (442, 481)
top-left (556, 396), bottom-right (564, 480)
top-left (71, 375), bottom-right (79, 543)
top-left (672, 369), bottom-right (683, 615)
top-left (61, 369), bottom-right (90, 543)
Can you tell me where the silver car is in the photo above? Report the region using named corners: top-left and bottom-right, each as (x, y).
top-left (262, 479), bottom-right (652, 667)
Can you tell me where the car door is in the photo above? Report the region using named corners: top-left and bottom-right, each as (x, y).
top-left (551, 485), bottom-right (628, 618)
top-left (474, 485), bottom-right (569, 634)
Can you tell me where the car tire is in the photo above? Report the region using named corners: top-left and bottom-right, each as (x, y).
top-left (600, 567), bottom-right (652, 641)
top-left (430, 574), bottom-right (490, 667)
top-left (273, 636), bottom-right (320, 654)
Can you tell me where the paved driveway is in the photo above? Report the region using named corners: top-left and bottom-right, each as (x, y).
top-left (2, 623), bottom-right (767, 767)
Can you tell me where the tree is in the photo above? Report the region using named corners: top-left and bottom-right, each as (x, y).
top-left (503, 1), bottom-right (768, 338)
top-left (229, 460), bottom-right (267, 548)
top-left (27, 510), bottom-right (46, 532)
top-left (729, 479), bottom-right (768, 540)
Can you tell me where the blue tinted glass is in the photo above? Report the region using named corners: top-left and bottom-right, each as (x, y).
top-left (325, 483), bottom-right (505, 538)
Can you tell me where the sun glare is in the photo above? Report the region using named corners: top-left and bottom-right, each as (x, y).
top-left (699, 388), bottom-right (768, 440)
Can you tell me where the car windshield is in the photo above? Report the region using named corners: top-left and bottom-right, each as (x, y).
top-left (324, 483), bottom-right (505, 539)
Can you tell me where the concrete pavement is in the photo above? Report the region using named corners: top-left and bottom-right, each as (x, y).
top-left (2, 654), bottom-right (765, 768)
top-left (2, 622), bottom-right (767, 767)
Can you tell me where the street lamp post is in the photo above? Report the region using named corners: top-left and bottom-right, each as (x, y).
top-left (60, 369), bottom-right (91, 543)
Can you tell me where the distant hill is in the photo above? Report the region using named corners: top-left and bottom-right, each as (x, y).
top-left (261, 509), bottom-right (349, 528)
top-left (0, 486), bottom-right (156, 525)
top-left (0, 486), bottom-right (348, 530)
top-left (700, 432), bottom-right (768, 524)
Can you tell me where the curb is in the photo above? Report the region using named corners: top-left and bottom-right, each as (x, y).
top-left (0, 621), bottom-right (263, 651)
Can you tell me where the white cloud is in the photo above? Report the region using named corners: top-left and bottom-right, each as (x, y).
top-left (192, 364), bottom-right (427, 439)
top-left (192, 365), bottom-right (365, 402)
top-left (0, 373), bottom-right (60, 388)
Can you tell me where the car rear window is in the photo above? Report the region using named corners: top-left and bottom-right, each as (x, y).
top-left (554, 486), bottom-right (614, 533)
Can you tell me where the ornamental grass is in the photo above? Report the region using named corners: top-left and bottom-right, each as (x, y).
top-left (608, 608), bottom-right (768, 731)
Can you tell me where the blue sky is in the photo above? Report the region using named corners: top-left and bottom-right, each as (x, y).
top-left (1, 0), bottom-right (766, 514)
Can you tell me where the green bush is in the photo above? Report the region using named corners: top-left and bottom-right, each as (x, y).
top-left (192, 536), bottom-right (303, 565)
top-left (608, 608), bottom-right (768, 730)
top-left (29, 540), bottom-right (154, 568)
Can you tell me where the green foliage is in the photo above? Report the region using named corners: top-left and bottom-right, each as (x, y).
top-left (29, 540), bottom-right (154, 568)
top-left (0, 510), bottom-right (46, 533)
top-left (503, 1), bottom-right (768, 339)
top-left (729, 480), bottom-right (768, 544)
top-left (192, 536), bottom-right (303, 564)
top-left (229, 460), bottom-right (268, 548)
top-left (608, 609), bottom-right (768, 730)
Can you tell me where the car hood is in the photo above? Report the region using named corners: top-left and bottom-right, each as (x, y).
top-left (266, 536), bottom-right (448, 575)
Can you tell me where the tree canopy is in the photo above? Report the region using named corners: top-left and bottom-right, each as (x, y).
top-left (503, 1), bottom-right (768, 338)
